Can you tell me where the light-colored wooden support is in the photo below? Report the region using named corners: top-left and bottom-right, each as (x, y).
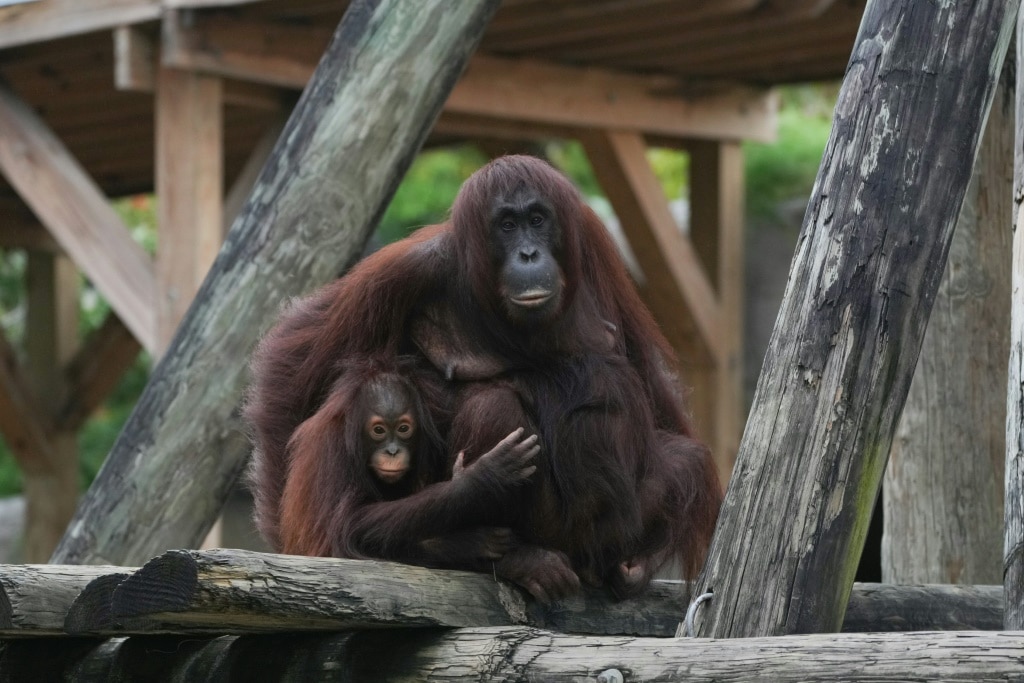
top-left (0, 330), bottom-right (54, 472)
top-left (21, 252), bottom-right (80, 563)
top-left (1007, 6), bottom-right (1024, 631)
top-left (154, 64), bottom-right (223, 353)
top-left (884, 58), bottom-right (1012, 586)
top-left (0, 85), bottom-right (157, 353)
top-left (687, 139), bottom-right (744, 483)
top-left (159, 14), bottom-right (777, 143)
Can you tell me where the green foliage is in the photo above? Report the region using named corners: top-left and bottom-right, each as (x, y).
top-left (744, 85), bottom-right (835, 221)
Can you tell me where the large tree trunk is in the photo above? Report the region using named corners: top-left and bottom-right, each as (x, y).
top-left (694, 0), bottom-right (1019, 638)
top-left (883, 58), bottom-right (1013, 586)
top-left (49, 0), bottom-right (501, 566)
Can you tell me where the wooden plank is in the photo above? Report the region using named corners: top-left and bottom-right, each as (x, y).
top-left (50, 0), bottom-right (503, 567)
top-left (159, 14), bottom-right (778, 142)
top-left (154, 62), bottom-right (223, 351)
top-left (0, 0), bottom-right (160, 50)
top-left (688, 139), bottom-right (744, 484)
top-left (483, 0), bottom-right (761, 52)
top-left (883, 57), bottom-right (1012, 586)
top-left (6, 628), bottom-right (1024, 682)
top-left (581, 130), bottom-right (722, 360)
top-left (694, 0), bottom-right (1019, 638)
top-left (1008, 7), bottom-right (1024, 631)
top-left (58, 314), bottom-right (141, 432)
top-left (0, 86), bottom-right (158, 353)
top-left (22, 252), bottom-right (79, 562)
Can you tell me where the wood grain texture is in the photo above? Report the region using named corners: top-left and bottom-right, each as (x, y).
top-left (695, 0), bottom-right (1019, 637)
top-left (49, 0), bottom-right (502, 567)
top-left (884, 58), bottom-right (1012, 586)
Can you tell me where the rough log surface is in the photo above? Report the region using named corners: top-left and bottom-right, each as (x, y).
top-left (57, 549), bottom-right (1004, 636)
top-left (49, 0), bottom-right (501, 566)
top-left (884, 55), bottom-right (1012, 587)
top-left (0, 565), bottom-right (129, 635)
top-left (3, 629), bottom-right (1024, 682)
top-left (696, 0), bottom-right (1019, 637)
top-left (1008, 10), bottom-right (1024, 632)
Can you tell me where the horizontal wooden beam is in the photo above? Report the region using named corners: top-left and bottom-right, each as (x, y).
top-left (160, 15), bottom-right (777, 142)
top-left (0, 0), bottom-right (268, 49)
top-left (52, 549), bottom-right (1006, 637)
top-left (0, 85), bottom-right (158, 353)
top-left (114, 24), bottom-right (287, 111)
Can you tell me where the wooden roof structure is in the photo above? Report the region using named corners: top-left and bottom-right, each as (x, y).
top-left (0, 0), bottom-right (866, 561)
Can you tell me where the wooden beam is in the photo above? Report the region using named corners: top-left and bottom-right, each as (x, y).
top-left (0, 0), bottom-right (160, 51)
top-left (0, 205), bottom-right (61, 252)
top-left (154, 62), bottom-right (223, 351)
top-left (0, 86), bottom-right (158, 353)
top-left (160, 15), bottom-right (778, 142)
top-left (0, 330), bottom-right (54, 473)
top-left (58, 314), bottom-right (141, 432)
top-left (222, 114), bottom-right (286, 230)
top-left (688, 139), bottom-right (744, 484)
top-left (22, 251), bottom-right (80, 562)
top-left (0, 564), bottom-right (134, 635)
top-left (115, 23), bottom-right (287, 111)
top-left (55, 549), bottom-right (1008, 637)
top-left (581, 130), bottom-right (722, 360)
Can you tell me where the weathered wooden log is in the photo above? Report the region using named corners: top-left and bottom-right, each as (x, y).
top-left (1007, 9), bottom-right (1024, 632)
top-left (60, 549), bottom-right (1005, 636)
top-left (4, 629), bottom-right (1024, 682)
top-left (695, 0), bottom-right (1020, 637)
top-left (50, 0), bottom-right (502, 567)
top-left (0, 564), bottom-right (131, 635)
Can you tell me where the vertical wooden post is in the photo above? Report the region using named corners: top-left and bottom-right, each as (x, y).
top-left (883, 62), bottom-right (1012, 586)
top-left (155, 63), bottom-right (223, 354)
top-left (689, 140), bottom-right (744, 483)
top-left (22, 252), bottom-right (78, 562)
top-left (155, 55), bottom-right (224, 546)
top-left (1006, 8), bottom-right (1024, 631)
top-left (693, 0), bottom-right (1018, 638)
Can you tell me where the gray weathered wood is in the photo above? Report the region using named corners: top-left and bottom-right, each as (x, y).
top-left (883, 53), bottom-right (1013, 586)
top-left (49, 0), bottom-right (501, 566)
top-left (694, 0), bottom-right (1020, 637)
top-left (0, 564), bottom-right (131, 635)
top-left (57, 549), bottom-right (1005, 636)
top-left (4, 629), bottom-right (1024, 682)
top-left (1008, 9), bottom-right (1024, 632)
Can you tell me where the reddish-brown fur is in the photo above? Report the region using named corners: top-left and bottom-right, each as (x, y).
top-left (246, 155), bottom-right (721, 598)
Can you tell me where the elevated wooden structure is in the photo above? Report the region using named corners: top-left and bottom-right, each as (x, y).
top-left (0, 0), bottom-right (865, 560)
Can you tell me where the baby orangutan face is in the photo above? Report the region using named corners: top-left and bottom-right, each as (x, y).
top-left (363, 379), bottom-right (418, 485)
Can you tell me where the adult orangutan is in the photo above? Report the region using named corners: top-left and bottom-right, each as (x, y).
top-left (246, 155), bottom-right (722, 602)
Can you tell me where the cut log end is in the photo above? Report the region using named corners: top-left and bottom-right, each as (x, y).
top-left (64, 573), bottom-right (131, 634)
top-left (111, 550), bottom-right (199, 619)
